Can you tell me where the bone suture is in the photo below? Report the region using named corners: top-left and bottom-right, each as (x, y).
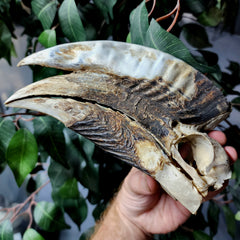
top-left (5, 41), bottom-right (232, 214)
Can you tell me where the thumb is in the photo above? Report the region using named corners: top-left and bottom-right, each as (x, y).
top-left (124, 168), bottom-right (160, 196)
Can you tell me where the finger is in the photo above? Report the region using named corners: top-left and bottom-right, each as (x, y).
top-left (224, 146), bottom-right (238, 163)
top-left (208, 130), bottom-right (227, 145)
top-left (124, 168), bottom-right (160, 196)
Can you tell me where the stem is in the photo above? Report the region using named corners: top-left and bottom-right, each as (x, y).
top-left (232, 103), bottom-right (240, 107)
top-left (10, 180), bottom-right (50, 224)
top-left (155, 0), bottom-right (181, 32)
top-left (146, 0), bottom-right (157, 17)
top-left (167, 0), bottom-right (180, 32)
top-left (0, 112), bottom-right (45, 118)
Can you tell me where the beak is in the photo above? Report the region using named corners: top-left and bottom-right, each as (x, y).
top-left (5, 41), bottom-right (232, 214)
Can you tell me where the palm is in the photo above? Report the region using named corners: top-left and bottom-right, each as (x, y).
top-left (117, 168), bottom-right (190, 234)
top-left (139, 190), bottom-right (191, 234)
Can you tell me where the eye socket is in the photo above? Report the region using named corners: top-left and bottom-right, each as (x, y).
top-left (177, 134), bottom-right (214, 176)
top-left (178, 141), bottom-right (197, 170)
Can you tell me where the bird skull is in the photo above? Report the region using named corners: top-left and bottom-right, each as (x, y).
top-left (5, 41), bottom-right (231, 214)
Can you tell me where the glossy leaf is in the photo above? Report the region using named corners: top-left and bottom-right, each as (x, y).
top-left (79, 227), bottom-right (95, 240)
top-left (207, 201), bottom-right (220, 237)
top-left (49, 159), bottom-right (87, 227)
top-left (145, 19), bottom-right (218, 74)
top-left (79, 162), bottom-right (99, 194)
top-left (38, 29), bottom-right (56, 48)
top-left (78, 135), bottom-right (95, 163)
top-left (232, 97), bottom-right (240, 111)
top-left (33, 117), bottom-right (68, 167)
top-left (182, 24), bottom-right (212, 49)
top-left (58, 0), bottom-right (86, 42)
top-left (0, 20), bottom-right (12, 64)
top-left (129, 0), bottom-right (149, 45)
top-left (23, 228), bottom-right (45, 240)
top-left (31, 0), bottom-right (58, 30)
top-left (182, 0), bottom-right (206, 15)
top-left (0, 118), bottom-right (16, 169)
top-left (167, 229), bottom-right (192, 239)
top-left (193, 230), bottom-right (212, 240)
top-left (48, 159), bottom-right (73, 190)
top-left (32, 66), bottom-right (60, 82)
top-left (93, 0), bottom-right (117, 22)
top-left (198, 7), bottom-right (223, 27)
top-left (52, 178), bottom-right (88, 227)
top-left (6, 129), bottom-right (38, 186)
top-left (33, 201), bottom-right (70, 232)
top-left (92, 201), bottom-right (106, 221)
top-left (0, 0), bottom-right (11, 13)
top-left (222, 205), bottom-right (236, 239)
top-left (235, 211), bottom-right (240, 221)
top-left (0, 220), bottom-right (13, 240)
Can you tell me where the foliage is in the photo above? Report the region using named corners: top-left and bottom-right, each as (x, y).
top-left (0, 0), bottom-right (240, 239)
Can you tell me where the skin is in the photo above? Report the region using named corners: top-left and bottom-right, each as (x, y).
top-left (90, 131), bottom-right (238, 239)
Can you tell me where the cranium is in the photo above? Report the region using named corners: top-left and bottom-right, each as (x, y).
top-left (5, 41), bottom-right (231, 214)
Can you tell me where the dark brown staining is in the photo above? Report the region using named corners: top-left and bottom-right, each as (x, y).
top-left (69, 105), bottom-right (155, 171)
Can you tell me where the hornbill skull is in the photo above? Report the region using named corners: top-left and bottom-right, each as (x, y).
top-left (5, 41), bottom-right (231, 214)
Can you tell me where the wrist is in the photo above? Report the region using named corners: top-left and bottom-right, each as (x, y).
top-left (91, 197), bottom-right (151, 240)
top-left (114, 196), bottom-right (152, 240)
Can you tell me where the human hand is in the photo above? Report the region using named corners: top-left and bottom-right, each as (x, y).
top-left (115, 130), bottom-right (237, 237)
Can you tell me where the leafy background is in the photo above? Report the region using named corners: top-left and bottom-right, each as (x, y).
top-left (0, 0), bottom-right (240, 239)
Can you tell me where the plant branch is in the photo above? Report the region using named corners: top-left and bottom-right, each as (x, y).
top-left (0, 180), bottom-right (50, 229)
top-left (0, 112), bottom-right (45, 118)
top-left (155, 0), bottom-right (180, 32)
top-left (146, 0), bottom-right (157, 17)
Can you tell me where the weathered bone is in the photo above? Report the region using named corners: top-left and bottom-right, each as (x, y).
top-left (5, 41), bottom-right (232, 214)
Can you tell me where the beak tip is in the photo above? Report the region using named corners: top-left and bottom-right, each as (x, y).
top-left (17, 59), bottom-right (27, 67)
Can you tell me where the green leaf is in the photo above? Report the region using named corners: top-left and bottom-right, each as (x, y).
top-left (207, 201), bottom-right (220, 237)
top-left (48, 159), bottom-right (73, 190)
top-left (79, 162), bottom-right (99, 193)
top-left (232, 159), bottom-right (240, 185)
top-left (38, 29), bottom-right (56, 48)
top-left (222, 205), bottom-right (236, 239)
top-left (49, 160), bottom-right (88, 227)
top-left (168, 228), bottom-right (192, 239)
top-left (235, 211), bottom-right (240, 221)
top-left (6, 129), bottom-right (38, 186)
top-left (145, 19), bottom-right (218, 74)
top-left (0, 0), bottom-right (11, 13)
top-left (93, 0), bottom-right (117, 22)
top-left (232, 97), bottom-right (240, 111)
top-left (33, 117), bottom-right (68, 167)
top-left (32, 66), bottom-right (60, 82)
top-left (0, 220), bottom-right (13, 240)
top-left (182, 0), bottom-right (206, 15)
top-left (23, 228), bottom-right (45, 240)
top-left (31, 0), bottom-right (58, 30)
top-left (79, 227), bottom-right (95, 240)
top-left (126, 32), bottom-right (131, 43)
top-left (129, 0), bottom-right (149, 45)
top-left (78, 135), bottom-right (95, 163)
top-left (52, 178), bottom-right (88, 227)
top-left (0, 20), bottom-right (12, 64)
top-left (0, 118), bottom-right (16, 170)
top-left (33, 201), bottom-right (70, 232)
top-left (92, 201), bottom-right (106, 221)
top-left (193, 230), bottom-right (212, 240)
top-left (198, 7), bottom-right (223, 27)
top-left (59, 0), bottom-right (86, 42)
top-left (182, 24), bottom-right (212, 49)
